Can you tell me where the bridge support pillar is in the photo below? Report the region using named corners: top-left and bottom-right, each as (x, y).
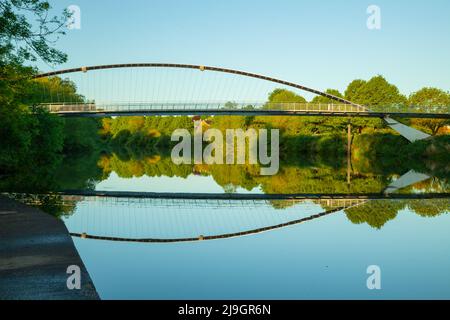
top-left (347, 123), bottom-right (352, 185)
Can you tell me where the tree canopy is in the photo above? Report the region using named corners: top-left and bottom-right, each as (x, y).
top-left (311, 89), bottom-right (344, 104)
top-left (0, 0), bottom-right (70, 65)
top-left (408, 87), bottom-right (450, 135)
top-left (344, 75), bottom-right (407, 108)
top-left (267, 88), bottom-right (307, 104)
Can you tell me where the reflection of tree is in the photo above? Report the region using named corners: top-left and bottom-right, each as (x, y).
top-left (7, 193), bottom-right (76, 219)
top-left (344, 199), bottom-right (449, 229)
top-left (35, 194), bottom-right (77, 219)
top-left (97, 154), bottom-right (192, 179)
top-left (407, 199), bottom-right (450, 217)
top-left (257, 166), bottom-right (387, 195)
top-left (96, 153), bottom-right (390, 196)
top-left (344, 200), bottom-right (407, 229)
top-left (209, 164), bottom-right (260, 192)
top-left (223, 184), bottom-right (237, 193)
top-left (398, 177), bottom-right (449, 194)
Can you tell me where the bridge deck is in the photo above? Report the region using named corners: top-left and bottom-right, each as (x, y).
top-left (50, 109), bottom-right (450, 119)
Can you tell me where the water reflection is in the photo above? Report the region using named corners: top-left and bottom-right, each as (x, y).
top-left (5, 193), bottom-right (448, 231)
top-left (62, 197), bottom-right (448, 299)
top-left (2, 150), bottom-right (449, 299)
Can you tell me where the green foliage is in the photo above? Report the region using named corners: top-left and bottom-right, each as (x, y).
top-left (344, 79), bottom-right (366, 102)
top-left (408, 87), bottom-right (450, 135)
top-left (345, 200), bottom-right (406, 229)
top-left (311, 89), bottom-right (344, 104)
top-left (409, 87), bottom-right (450, 108)
top-left (0, 0), bottom-right (78, 175)
top-left (23, 77), bottom-right (85, 105)
top-left (407, 199), bottom-right (449, 217)
top-left (0, 0), bottom-right (70, 65)
top-left (224, 101), bottom-right (238, 109)
top-left (264, 88), bottom-right (306, 109)
top-left (63, 118), bottom-right (102, 153)
top-left (103, 116), bottom-right (193, 138)
top-left (345, 198), bottom-right (449, 229)
top-left (344, 75), bottom-right (407, 108)
top-left (0, 104), bottom-right (64, 172)
top-left (352, 133), bottom-right (450, 177)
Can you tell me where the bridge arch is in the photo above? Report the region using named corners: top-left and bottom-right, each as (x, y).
top-left (69, 206), bottom-right (343, 244)
top-left (34, 63), bottom-right (364, 108)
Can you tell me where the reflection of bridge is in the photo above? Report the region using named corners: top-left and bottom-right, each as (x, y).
top-left (55, 190), bottom-right (450, 200)
top-left (33, 63), bottom-right (449, 141)
top-left (69, 206), bottom-right (344, 243)
top-left (6, 191), bottom-right (448, 244)
top-left (4, 192), bottom-right (364, 243)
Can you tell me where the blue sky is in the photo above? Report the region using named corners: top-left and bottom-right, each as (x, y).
top-left (35, 0), bottom-right (450, 97)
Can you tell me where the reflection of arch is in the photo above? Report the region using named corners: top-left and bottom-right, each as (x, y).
top-left (70, 206), bottom-right (344, 243)
top-left (34, 63), bottom-right (364, 108)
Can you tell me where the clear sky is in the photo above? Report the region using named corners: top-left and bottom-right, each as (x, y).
top-left (35, 0), bottom-right (450, 97)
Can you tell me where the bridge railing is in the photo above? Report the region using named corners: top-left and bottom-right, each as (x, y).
top-left (369, 104), bottom-right (450, 114)
top-left (37, 102), bottom-right (450, 115)
top-left (38, 102), bottom-right (369, 113)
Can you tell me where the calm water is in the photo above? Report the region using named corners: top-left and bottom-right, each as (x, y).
top-left (58, 168), bottom-right (449, 299)
top-left (3, 154), bottom-right (449, 299)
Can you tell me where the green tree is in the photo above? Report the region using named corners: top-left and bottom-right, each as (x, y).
top-left (224, 101), bottom-right (239, 109)
top-left (408, 87), bottom-right (450, 135)
top-left (311, 89), bottom-right (344, 104)
top-left (267, 88), bottom-right (307, 103)
top-left (0, 0), bottom-right (70, 65)
top-left (344, 76), bottom-right (407, 109)
top-left (344, 79), bottom-right (366, 102)
top-left (0, 1), bottom-right (71, 173)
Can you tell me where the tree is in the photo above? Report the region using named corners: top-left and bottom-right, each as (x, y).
top-left (224, 101), bottom-right (239, 109)
top-left (0, 0), bottom-right (70, 65)
top-left (344, 76), bottom-right (407, 109)
top-left (408, 87), bottom-right (450, 135)
top-left (262, 89), bottom-right (307, 117)
top-left (0, 1), bottom-right (71, 173)
top-left (267, 88), bottom-right (307, 104)
top-left (344, 79), bottom-right (366, 102)
top-left (311, 89), bottom-right (344, 104)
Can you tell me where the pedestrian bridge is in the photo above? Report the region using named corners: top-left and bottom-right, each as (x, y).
top-left (32, 63), bottom-right (449, 141)
top-left (38, 101), bottom-right (449, 119)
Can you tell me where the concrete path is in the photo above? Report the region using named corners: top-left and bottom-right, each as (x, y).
top-left (0, 196), bottom-right (99, 300)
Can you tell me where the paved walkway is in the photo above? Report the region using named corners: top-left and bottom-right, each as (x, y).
top-left (0, 196), bottom-right (99, 300)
